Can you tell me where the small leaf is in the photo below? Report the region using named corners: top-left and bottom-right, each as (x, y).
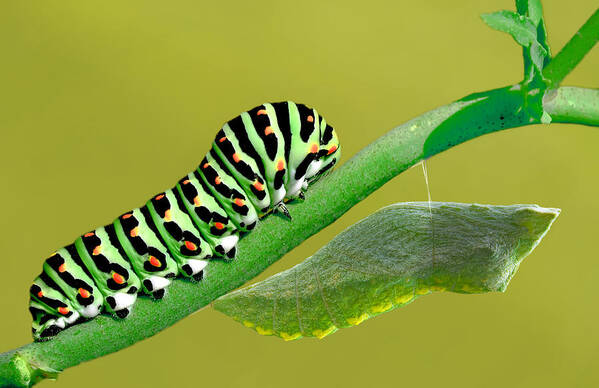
top-left (492, 2), bottom-right (551, 84)
top-left (213, 202), bottom-right (560, 340)
top-left (530, 41), bottom-right (548, 72)
top-left (516, 0), bottom-right (543, 26)
top-left (481, 10), bottom-right (537, 47)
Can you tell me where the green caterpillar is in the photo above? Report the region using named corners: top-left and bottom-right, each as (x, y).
top-left (28, 101), bottom-right (340, 341)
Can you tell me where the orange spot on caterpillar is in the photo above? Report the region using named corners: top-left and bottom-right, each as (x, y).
top-left (307, 115), bottom-right (314, 123)
top-left (149, 256), bottom-right (161, 267)
top-left (183, 179), bottom-right (190, 185)
top-left (92, 245), bottom-right (102, 256)
top-left (164, 209), bottom-right (172, 221)
top-left (277, 160), bottom-right (285, 171)
top-left (122, 213), bottom-right (133, 219)
top-left (130, 227), bottom-right (139, 237)
top-left (78, 288), bottom-right (90, 298)
top-left (253, 181), bottom-right (264, 191)
top-left (232, 153), bottom-right (241, 163)
top-left (58, 263), bottom-right (66, 273)
top-left (112, 272), bottom-right (125, 285)
top-left (327, 145), bottom-right (338, 155)
top-left (310, 143), bottom-right (319, 153)
top-left (219, 136), bottom-right (227, 143)
top-left (264, 126), bottom-right (273, 136)
top-left (37, 291), bottom-right (43, 298)
top-left (215, 176), bottom-right (222, 185)
top-left (184, 241), bottom-right (197, 251)
top-left (84, 232), bottom-right (95, 238)
top-left (193, 196), bottom-right (201, 206)
top-left (257, 109), bottom-right (267, 115)
top-left (203, 162), bottom-right (210, 169)
top-left (214, 222), bottom-right (225, 230)
top-left (155, 194), bottom-right (165, 201)
top-left (58, 307), bottom-right (69, 315)
top-left (234, 198), bottom-right (245, 207)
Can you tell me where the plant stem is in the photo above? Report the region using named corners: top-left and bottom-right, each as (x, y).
top-left (543, 8), bottom-right (599, 87)
top-left (543, 87), bottom-right (599, 125)
top-left (0, 86), bottom-right (598, 387)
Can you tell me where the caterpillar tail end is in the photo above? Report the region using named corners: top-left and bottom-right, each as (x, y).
top-left (31, 309), bottom-right (81, 342)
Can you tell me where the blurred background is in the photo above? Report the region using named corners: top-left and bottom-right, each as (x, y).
top-left (0, 0), bottom-right (597, 386)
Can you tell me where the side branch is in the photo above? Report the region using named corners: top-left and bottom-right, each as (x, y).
top-left (543, 8), bottom-right (599, 87)
top-left (1, 86), bottom-right (598, 387)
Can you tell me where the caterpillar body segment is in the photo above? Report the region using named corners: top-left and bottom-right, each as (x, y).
top-left (212, 124), bottom-right (271, 215)
top-left (176, 173), bottom-right (238, 258)
top-left (146, 190), bottom-right (212, 278)
top-left (241, 105), bottom-right (289, 207)
top-left (113, 208), bottom-right (178, 298)
top-left (29, 101), bottom-right (341, 341)
top-left (29, 277), bottom-right (79, 338)
top-left (199, 150), bottom-right (259, 232)
top-left (286, 102), bottom-right (323, 198)
top-left (75, 227), bottom-right (141, 317)
top-left (42, 247), bottom-right (104, 318)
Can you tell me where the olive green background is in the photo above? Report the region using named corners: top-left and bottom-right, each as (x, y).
top-left (0, 1), bottom-right (597, 387)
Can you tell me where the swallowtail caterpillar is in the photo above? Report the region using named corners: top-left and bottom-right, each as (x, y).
top-left (28, 101), bottom-right (340, 341)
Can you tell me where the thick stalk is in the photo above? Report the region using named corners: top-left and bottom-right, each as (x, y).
top-left (0, 86), bottom-right (597, 387)
top-left (543, 87), bottom-right (599, 125)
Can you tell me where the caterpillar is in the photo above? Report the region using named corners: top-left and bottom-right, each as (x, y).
top-left (28, 101), bottom-right (340, 341)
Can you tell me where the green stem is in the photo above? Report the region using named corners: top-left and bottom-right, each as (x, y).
top-left (1, 86), bottom-right (598, 387)
top-left (543, 8), bottom-right (599, 87)
top-left (543, 87), bottom-right (599, 125)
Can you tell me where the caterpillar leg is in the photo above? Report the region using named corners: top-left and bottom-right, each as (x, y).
top-left (274, 202), bottom-right (292, 220)
top-left (143, 276), bottom-right (171, 299)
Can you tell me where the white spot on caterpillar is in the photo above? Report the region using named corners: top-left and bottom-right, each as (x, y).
top-left (64, 310), bottom-right (80, 324)
top-left (81, 304), bottom-right (100, 318)
top-left (146, 275), bottom-right (170, 291)
top-left (272, 186), bottom-right (286, 205)
top-left (185, 259), bottom-right (208, 275)
top-left (219, 235), bottom-right (239, 253)
top-left (286, 177), bottom-right (305, 198)
top-left (305, 160), bottom-right (323, 179)
top-left (111, 292), bottom-right (137, 311)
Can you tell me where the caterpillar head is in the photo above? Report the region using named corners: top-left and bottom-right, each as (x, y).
top-left (306, 119), bottom-right (341, 183)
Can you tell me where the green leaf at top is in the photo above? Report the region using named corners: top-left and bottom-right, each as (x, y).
top-left (213, 202), bottom-right (560, 341)
top-left (516, 0), bottom-right (544, 26)
top-left (481, 10), bottom-right (538, 47)
top-left (515, 0), bottom-right (552, 79)
top-left (482, 2), bottom-right (551, 86)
